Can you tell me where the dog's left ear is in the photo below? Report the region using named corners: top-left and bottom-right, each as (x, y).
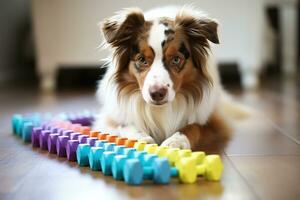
top-left (175, 11), bottom-right (219, 44)
top-left (101, 8), bottom-right (145, 47)
top-left (198, 19), bottom-right (219, 44)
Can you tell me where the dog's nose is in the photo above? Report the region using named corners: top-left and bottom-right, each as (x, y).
top-left (149, 86), bottom-right (167, 102)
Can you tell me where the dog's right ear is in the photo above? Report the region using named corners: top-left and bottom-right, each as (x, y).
top-left (101, 8), bottom-right (145, 47)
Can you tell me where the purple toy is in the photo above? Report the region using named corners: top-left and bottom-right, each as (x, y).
top-left (87, 137), bottom-right (97, 146)
top-left (48, 133), bottom-right (60, 154)
top-left (70, 133), bottom-right (81, 140)
top-left (78, 135), bottom-right (89, 144)
top-left (66, 140), bottom-right (80, 161)
top-left (56, 136), bottom-right (69, 157)
top-left (62, 130), bottom-right (73, 137)
top-left (39, 130), bottom-right (51, 150)
top-left (32, 127), bottom-right (42, 148)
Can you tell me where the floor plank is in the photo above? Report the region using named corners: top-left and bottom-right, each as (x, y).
top-left (229, 155), bottom-right (300, 200)
top-left (226, 116), bottom-right (300, 156)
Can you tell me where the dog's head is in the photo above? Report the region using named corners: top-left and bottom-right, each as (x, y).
top-left (101, 7), bottom-right (219, 106)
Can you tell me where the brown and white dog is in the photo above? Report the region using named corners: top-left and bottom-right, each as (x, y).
top-left (94, 6), bottom-right (233, 154)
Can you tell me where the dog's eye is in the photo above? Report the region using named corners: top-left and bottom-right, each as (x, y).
top-left (171, 56), bottom-right (181, 65)
top-left (137, 56), bottom-right (148, 65)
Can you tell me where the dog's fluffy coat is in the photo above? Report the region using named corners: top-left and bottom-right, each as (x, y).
top-left (94, 6), bottom-right (232, 153)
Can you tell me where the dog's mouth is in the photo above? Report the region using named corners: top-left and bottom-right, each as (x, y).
top-left (149, 100), bottom-right (168, 106)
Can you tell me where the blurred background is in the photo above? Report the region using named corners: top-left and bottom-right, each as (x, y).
top-left (0, 0), bottom-right (298, 92)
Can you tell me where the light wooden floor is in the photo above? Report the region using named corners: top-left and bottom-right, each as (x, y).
top-left (0, 77), bottom-right (299, 200)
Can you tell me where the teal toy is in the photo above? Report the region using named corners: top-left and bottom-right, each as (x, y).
top-left (123, 155), bottom-right (171, 185)
top-left (111, 151), bottom-right (147, 180)
top-left (22, 122), bottom-right (34, 142)
top-left (77, 144), bottom-right (91, 166)
top-left (88, 147), bottom-right (104, 171)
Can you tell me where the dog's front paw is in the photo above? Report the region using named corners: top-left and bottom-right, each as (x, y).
top-left (161, 132), bottom-right (191, 149)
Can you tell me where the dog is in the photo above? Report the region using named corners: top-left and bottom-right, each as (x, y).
top-left (94, 6), bottom-right (234, 154)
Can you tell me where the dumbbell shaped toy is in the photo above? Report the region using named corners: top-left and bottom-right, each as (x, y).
top-left (112, 150), bottom-right (158, 181)
top-left (12, 114), bottom-right (24, 135)
top-left (173, 155), bottom-right (223, 183)
top-left (123, 154), bottom-right (171, 185)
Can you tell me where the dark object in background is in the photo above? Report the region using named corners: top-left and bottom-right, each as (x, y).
top-left (57, 67), bottom-right (107, 90)
top-left (0, 0), bottom-right (35, 84)
top-left (265, 6), bottom-right (281, 74)
top-left (298, 2), bottom-right (300, 69)
top-left (218, 63), bottom-right (242, 90)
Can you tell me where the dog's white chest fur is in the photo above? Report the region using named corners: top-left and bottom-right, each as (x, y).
top-left (126, 95), bottom-right (190, 143)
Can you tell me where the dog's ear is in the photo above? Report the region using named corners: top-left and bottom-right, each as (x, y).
top-left (198, 19), bottom-right (219, 44)
top-left (101, 8), bottom-right (145, 47)
top-left (175, 10), bottom-right (219, 45)
top-left (175, 9), bottom-right (218, 85)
